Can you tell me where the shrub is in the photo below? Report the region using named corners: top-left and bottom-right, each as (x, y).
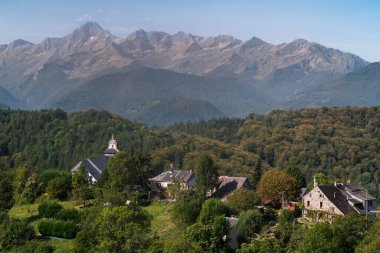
top-left (38, 219), bottom-right (77, 239)
top-left (55, 208), bottom-right (81, 223)
top-left (237, 209), bottom-right (264, 240)
top-left (198, 198), bottom-right (230, 225)
top-left (46, 177), bottom-right (70, 200)
top-left (226, 188), bottom-right (260, 214)
top-left (0, 218), bottom-right (35, 251)
top-left (13, 240), bottom-right (54, 253)
top-left (38, 201), bottom-right (63, 218)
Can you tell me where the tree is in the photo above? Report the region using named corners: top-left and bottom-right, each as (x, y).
top-left (256, 170), bottom-right (298, 207)
top-left (0, 217), bottom-right (34, 251)
top-left (75, 206), bottom-right (154, 253)
top-left (332, 214), bottom-right (368, 253)
top-left (198, 198), bottom-right (230, 225)
top-left (251, 159), bottom-right (263, 190)
top-left (276, 209), bottom-right (296, 247)
top-left (0, 172), bottom-right (14, 211)
top-left (195, 154), bottom-right (219, 198)
top-left (163, 234), bottom-right (199, 253)
top-left (101, 151), bottom-right (139, 206)
top-left (172, 190), bottom-right (203, 227)
top-left (185, 219), bottom-right (229, 253)
top-left (307, 172), bottom-right (331, 190)
top-left (226, 188), bottom-right (260, 214)
top-left (46, 177), bottom-right (71, 200)
top-left (284, 166), bottom-right (306, 189)
top-left (72, 163), bottom-right (93, 206)
top-left (355, 217), bottom-right (380, 253)
top-left (298, 223), bottom-right (338, 253)
top-left (238, 238), bottom-right (282, 253)
top-left (237, 209), bottom-right (264, 240)
top-left (13, 166), bottom-right (31, 204)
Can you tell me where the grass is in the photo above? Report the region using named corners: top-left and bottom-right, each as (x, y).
top-left (143, 201), bottom-right (175, 238)
top-left (8, 200), bottom-right (78, 253)
top-left (45, 238), bottom-right (75, 253)
top-left (8, 200), bottom-right (78, 220)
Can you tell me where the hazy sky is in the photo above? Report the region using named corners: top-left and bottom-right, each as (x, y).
top-left (0, 0), bottom-right (379, 61)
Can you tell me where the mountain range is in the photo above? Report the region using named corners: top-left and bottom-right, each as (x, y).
top-left (0, 21), bottom-right (378, 125)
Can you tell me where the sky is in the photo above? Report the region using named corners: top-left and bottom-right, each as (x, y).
top-left (0, 0), bottom-right (379, 61)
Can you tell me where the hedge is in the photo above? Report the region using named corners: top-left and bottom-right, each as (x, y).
top-left (54, 208), bottom-right (81, 223)
top-left (38, 219), bottom-right (77, 239)
top-left (38, 202), bottom-right (63, 218)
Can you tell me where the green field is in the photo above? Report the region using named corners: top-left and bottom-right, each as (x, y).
top-left (143, 201), bottom-right (175, 238)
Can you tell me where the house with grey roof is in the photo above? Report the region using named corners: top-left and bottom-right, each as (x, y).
top-left (212, 176), bottom-right (251, 199)
top-left (71, 135), bottom-right (119, 183)
top-left (302, 181), bottom-right (376, 222)
top-left (149, 165), bottom-right (195, 197)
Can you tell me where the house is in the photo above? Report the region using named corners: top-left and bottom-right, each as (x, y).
top-left (149, 165), bottom-right (195, 197)
top-left (302, 180), bottom-right (376, 222)
top-left (71, 135), bottom-right (119, 183)
top-left (212, 176), bottom-right (251, 200)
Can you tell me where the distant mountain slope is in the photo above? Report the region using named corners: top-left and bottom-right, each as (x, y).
top-left (125, 97), bottom-right (226, 126)
top-left (283, 62), bottom-right (380, 108)
top-left (0, 22), bottom-right (368, 109)
top-left (53, 68), bottom-right (270, 118)
top-left (0, 85), bottom-right (23, 108)
top-left (0, 103), bottom-right (9, 110)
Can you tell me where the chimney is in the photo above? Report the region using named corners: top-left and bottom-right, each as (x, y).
top-left (334, 192), bottom-right (336, 199)
top-left (334, 180), bottom-right (337, 187)
top-left (169, 164), bottom-right (173, 171)
top-left (313, 177), bottom-right (318, 188)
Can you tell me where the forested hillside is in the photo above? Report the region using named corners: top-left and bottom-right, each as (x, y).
top-left (1, 106), bottom-right (380, 201)
top-left (172, 106), bottom-right (380, 200)
top-left (0, 109), bottom-right (263, 182)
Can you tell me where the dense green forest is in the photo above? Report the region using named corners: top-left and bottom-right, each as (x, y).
top-left (1, 107), bottom-right (380, 200)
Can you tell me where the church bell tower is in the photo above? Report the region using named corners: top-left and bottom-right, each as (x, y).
top-left (104, 134), bottom-right (119, 156)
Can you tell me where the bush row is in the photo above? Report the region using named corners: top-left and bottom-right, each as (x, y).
top-left (38, 202), bottom-right (81, 223)
top-left (38, 219), bottom-right (77, 239)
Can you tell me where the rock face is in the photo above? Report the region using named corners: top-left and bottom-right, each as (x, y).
top-left (0, 22), bottom-right (370, 125)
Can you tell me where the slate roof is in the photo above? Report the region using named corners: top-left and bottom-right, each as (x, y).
top-left (336, 183), bottom-right (376, 200)
top-left (149, 170), bottom-right (195, 186)
top-left (72, 156), bottom-right (110, 181)
top-left (104, 148), bottom-right (117, 155)
top-left (318, 184), bottom-right (356, 214)
top-left (212, 176), bottom-right (251, 199)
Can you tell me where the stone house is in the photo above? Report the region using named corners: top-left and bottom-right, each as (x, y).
top-left (149, 165), bottom-right (195, 197)
top-left (302, 181), bottom-right (376, 222)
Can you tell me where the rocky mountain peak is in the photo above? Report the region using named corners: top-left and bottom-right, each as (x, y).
top-left (70, 21), bottom-right (110, 41)
top-left (7, 39), bottom-right (33, 50)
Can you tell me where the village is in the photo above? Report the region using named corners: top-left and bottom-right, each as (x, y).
top-left (69, 135), bottom-right (378, 251)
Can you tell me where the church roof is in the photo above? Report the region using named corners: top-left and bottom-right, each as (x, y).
top-left (104, 148), bottom-right (117, 155)
top-left (82, 156), bottom-right (111, 181)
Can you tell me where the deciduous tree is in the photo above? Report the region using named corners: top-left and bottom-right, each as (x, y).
top-left (256, 169), bottom-right (298, 207)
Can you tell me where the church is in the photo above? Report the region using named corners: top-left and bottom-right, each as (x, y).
top-left (71, 135), bottom-right (119, 183)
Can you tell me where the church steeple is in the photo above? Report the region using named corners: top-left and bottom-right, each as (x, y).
top-left (104, 134), bottom-right (119, 156)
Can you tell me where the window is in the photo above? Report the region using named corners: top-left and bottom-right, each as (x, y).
top-left (320, 202), bottom-right (323, 208)
top-left (307, 201), bottom-right (310, 207)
